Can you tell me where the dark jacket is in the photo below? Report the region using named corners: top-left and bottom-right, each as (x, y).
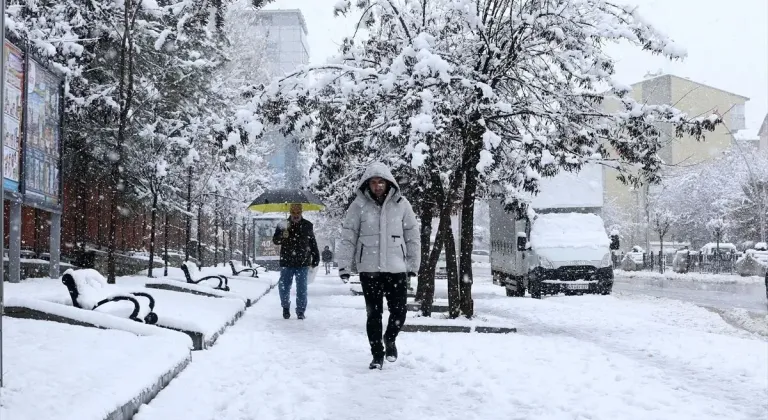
top-left (322, 249), bottom-right (333, 262)
top-left (273, 218), bottom-right (320, 268)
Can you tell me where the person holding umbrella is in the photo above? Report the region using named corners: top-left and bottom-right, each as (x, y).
top-left (272, 203), bottom-right (320, 320)
top-left (337, 162), bottom-right (421, 370)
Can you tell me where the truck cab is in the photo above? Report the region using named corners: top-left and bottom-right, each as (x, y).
top-left (491, 207), bottom-right (614, 298)
top-left (489, 164), bottom-right (614, 298)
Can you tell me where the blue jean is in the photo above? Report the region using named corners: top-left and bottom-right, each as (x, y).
top-left (279, 267), bottom-right (309, 312)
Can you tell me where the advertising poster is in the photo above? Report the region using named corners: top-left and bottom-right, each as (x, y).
top-left (253, 216), bottom-right (282, 261)
top-left (24, 58), bottom-right (62, 207)
top-left (3, 39), bottom-right (24, 192)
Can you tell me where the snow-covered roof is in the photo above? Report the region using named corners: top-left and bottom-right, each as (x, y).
top-left (632, 74), bottom-right (750, 100)
top-left (733, 129), bottom-right (760, 141)
top-left (530, 213), bottom-right (609, 249)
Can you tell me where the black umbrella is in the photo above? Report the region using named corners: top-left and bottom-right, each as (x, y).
top-left (247, 189), bottom-right (326, 213)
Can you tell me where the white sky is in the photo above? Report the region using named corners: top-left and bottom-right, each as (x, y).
top-left (267, 0), bottom-right (768, 130)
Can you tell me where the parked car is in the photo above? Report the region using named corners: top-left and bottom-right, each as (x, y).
top-left (471, 249), bottom-right (490, 264)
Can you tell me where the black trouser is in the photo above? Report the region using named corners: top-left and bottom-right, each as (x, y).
top-left (360, 272), bottom-right (408, 358)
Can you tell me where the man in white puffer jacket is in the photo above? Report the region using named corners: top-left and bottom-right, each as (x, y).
top-left (338, 162), bottom-right (421, 370)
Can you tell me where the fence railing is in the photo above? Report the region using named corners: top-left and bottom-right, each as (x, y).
top-left (612, 251), bottom-right (737, 275)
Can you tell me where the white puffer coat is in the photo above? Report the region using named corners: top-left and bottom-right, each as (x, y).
top-left (337, 162), bottom-right (421, 276)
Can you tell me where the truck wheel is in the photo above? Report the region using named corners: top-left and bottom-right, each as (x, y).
top-left (516, 278), bottom-right (526, 297)
top-left (529, 278), bottom-right (542, 299)
top-left (505, 287), bottom-right (515, 297)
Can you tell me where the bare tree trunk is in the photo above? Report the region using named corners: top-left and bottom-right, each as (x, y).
top-left (659, 234), bottom-right (664, 274)
top-left (164, 212), bottom-right (169, 276)
top-left (459, 166), bottom-right (477, 317)
top-left (107, 180), bottom-right (119, 283)
top-left (147, 188), bottom-right (158, 277)
top-left (421, 168), bottom-right (464, 315)
top-left (415, 203), bottom-right (434, 301)
top-left (107, 0), bottom-right (137, 283)
top-left (197, 203), bottom-right (203, 267)
top-left (214, 193), bottom-right (219, 267)
top-left (443, 218), bottom-right (461, 318)
top-left (185, 167), bottom-right (192, 261)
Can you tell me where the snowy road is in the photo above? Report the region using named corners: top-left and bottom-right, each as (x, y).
top-left (614, 275), bottom-right (768, 314)
top-left (136, 271), bottom-right (767, 420)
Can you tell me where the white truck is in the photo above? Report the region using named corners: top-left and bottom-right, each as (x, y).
top-left (489, 164), bottom-right (615, 298)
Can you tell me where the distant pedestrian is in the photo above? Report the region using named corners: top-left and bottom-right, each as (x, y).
top-left (273, 203), bottom-right (319, 320)
top-left (337, 162), bottom-right (420, 370)
top-left (322, 246), bottom-right (334, 275)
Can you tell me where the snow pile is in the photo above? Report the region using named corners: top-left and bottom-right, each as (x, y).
top-left (530, 213), bottom-right (610, 263)
top-left (615, 269), bottom-right (765, 284)
top-left (5, 296), bottom-right (192, 347)
top-left (621, 252), bottom-right (645, 271)
top-left (735, 249), bottom-right (768, 277)
top-left (0, 317), bottom-right (190, 419)
top-left (65, 268), bottom-right (153, 319)
top-left (531, 213), bottom-right (610, 249)
top-left (708, 307), bottom-right (768, 337)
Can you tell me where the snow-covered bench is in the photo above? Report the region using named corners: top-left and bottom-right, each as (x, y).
top-left (228, 260), bottom-right (258, 278)
top-left (61, 268), bottom-right (159, 324)
top-left (181, 261), bottom-right (230, 291)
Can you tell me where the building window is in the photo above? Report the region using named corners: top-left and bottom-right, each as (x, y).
top-left (731, 103), bottom-right (746, 131)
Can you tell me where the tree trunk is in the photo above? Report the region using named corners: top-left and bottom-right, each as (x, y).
top-left (164, 212), bottom-right (170, 276)
top-left (415, 203), bottom-right (434, 301)
top-left (185, 167), bottom-right (192, 261)
top-left (242, 219), bottom-right (247, 265)
top-left (420, 225), bottom-right (444, 317)
top-left (659, 234), bottom-right (664, 274)
top-left (106, 174), bottom-right (119, 283)
top-left (107, 0), bottom-right (137, 283)
top-left (420, 168), bottom-right (464, 315)
top-left (147, 189), bottom-right (158, 277)
top-left (459, 165), bottom-right (478, 317)
top-left (197, 203), bottom-right (203, 267)
top-left (443, 218), bottom-right (461, 318)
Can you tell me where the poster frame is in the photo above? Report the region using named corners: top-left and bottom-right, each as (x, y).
top-left (20, 46), bottom-right (65, 213)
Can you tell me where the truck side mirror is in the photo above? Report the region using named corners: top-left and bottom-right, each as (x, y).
top-left (610, 234), bottom-right (620, 251)
top-left (517, 233), bottom-right (527, 252)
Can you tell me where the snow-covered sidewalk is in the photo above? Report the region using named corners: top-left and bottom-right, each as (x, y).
top-left (136, 272), bottom-right (767, 420)
top-left (0, 317), bottom-right (191, 420)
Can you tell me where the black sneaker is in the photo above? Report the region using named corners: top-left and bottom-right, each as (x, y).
top-left (296, 311), bottom-right (305, 320)
top-left (369, 356), bottom-right (384, 370)
top-left (282, 308), bottom-right (290, 319)
top-left (385, 341), bottom-right (398, 363)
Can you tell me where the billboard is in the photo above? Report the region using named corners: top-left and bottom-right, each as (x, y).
top-left (24, 58), bottom-right (62, 208)
top-left (3, 40), bottom-right (24, 193)
top-left (253, 216), bottom-right (282, 261)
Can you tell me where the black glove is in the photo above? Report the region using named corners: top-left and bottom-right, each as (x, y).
top-left (407, 272), bottom-right (417, 278)
top-left (340, 273), bottom-right (350, 282)
top-left (311, 260), bottom-right (319, 268)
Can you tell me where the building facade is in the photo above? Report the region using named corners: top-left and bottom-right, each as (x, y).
top-left (602, 74), bottom-right (750, 249)
top-left (227, 8), bottom-right (310, 188)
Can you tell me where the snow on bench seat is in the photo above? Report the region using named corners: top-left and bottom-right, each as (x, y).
top-left (69, 276), bottom-right (248, 350)
top-left (0, 317), bottom-right (191, 420)
top-left (143, 278), bottom-right (252, 306)
top-left (62, 268), bottom-right (158, 324)
top-left (4, 296), bottom-right (192, 348)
